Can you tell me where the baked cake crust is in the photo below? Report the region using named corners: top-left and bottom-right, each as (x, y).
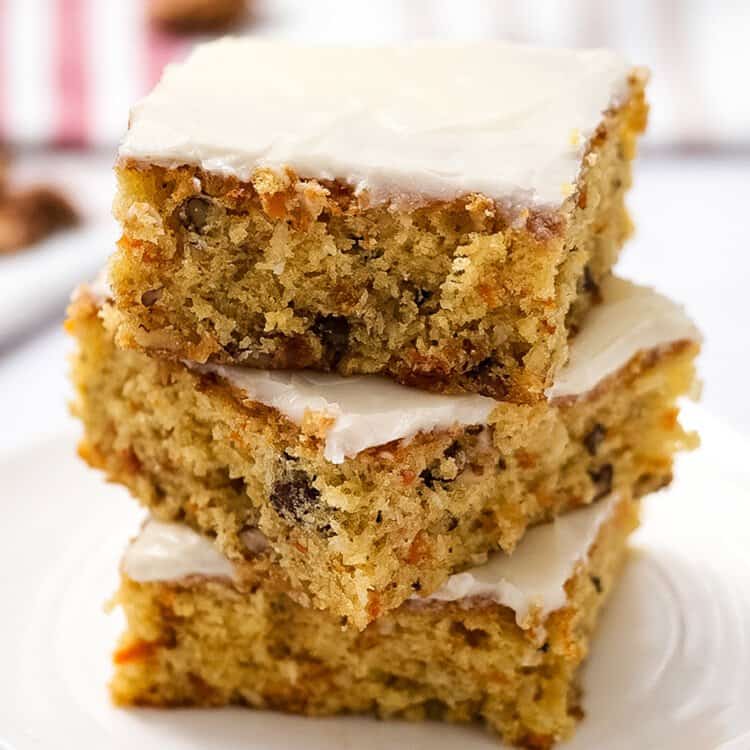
top-left (111, 493), bottom-right (639, 748)
top-left (68, 280), bottom-right (696, 629)
top-left (109, 66), bottom-right (647, 402)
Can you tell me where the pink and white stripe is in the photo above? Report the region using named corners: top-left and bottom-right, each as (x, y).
top-left (0, 0), bottom-right (188, 148)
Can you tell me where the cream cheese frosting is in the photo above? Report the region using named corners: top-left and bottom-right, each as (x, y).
top-left (122, 492), bottom-right (619, 628)
top-left (122, 521), bottom-right (235, 582)
top-left (86, 267), bottom-right (111, 301)
top-left (119, 38), bottom-right (633, 208)
top-left (547, 276), bottom-right (701, 400)
top-left (190, 364), bottom-right (496, 463)
top-left (423, 492), bottom-right (619, 628)
top-left (192, 279), bottom-right (699, 463)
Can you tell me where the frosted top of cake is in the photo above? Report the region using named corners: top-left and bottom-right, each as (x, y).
top-left (191, 279), bottom-right (699, 463)
top-left (190, 362), bottom-right (497, 463)
top-left (548, 277), bottom-right (701, 399)
top-left (122, 492), bottom-right (620, 629)
top-left (120, 38), bottom-right (634, 208)
top-left (424, 492), bottom-right (619, 627)
top-left (426, 493), bottom-right (619, 627)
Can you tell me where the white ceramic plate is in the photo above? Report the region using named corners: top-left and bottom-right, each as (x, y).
top-left (0, 219), bottom-right (113, 344)
top-left (1, 404), bottom-right (749, 750)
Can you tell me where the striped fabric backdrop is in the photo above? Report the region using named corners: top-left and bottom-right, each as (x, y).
top-left (0, 0), bottom-right (188, 147)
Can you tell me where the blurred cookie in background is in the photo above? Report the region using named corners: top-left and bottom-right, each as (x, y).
top-left (0, 147), bottom-right (8, 197)
top-left (0, 149), bottom-right (80, 254)
top-left (148, 0), bottom-right (248, 32)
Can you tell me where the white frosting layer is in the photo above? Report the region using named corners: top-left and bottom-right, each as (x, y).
top-left (120, 39), bottom-right (633, 208)
top-left (87, 268), bottom-right (111, 301)
top-left (548, 277), bottom-right (700, 400)
top-left (424, 493), bottom-right (619, 627)
top-left (122, 493), bottom-right (619, 628)
top-left (191, 365), bottom-right (495, 463)
top-left (193, 279), bottom-right (698, 463)
top-left (70, 270), bottom-right (110, 306)
top-left (122, 521), bottom-right (235, 582)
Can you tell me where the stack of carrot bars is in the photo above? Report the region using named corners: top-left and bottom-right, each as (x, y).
top-left (67, 40), bottom-right (701, 747)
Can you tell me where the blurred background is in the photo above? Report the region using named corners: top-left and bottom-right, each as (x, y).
top-left (0, 0), bottom-right (748, 454)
